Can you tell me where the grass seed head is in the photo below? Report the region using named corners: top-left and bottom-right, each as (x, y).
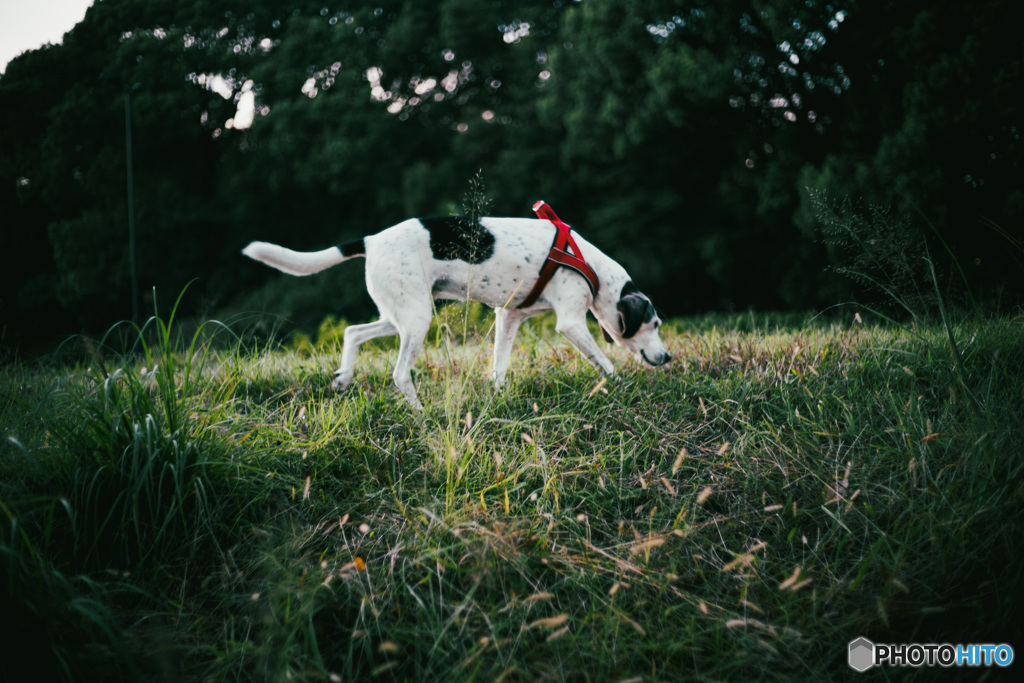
top-left (524, 614), bottom-right (568, 630)
top-left (672, 447), bottom-right (687, 475)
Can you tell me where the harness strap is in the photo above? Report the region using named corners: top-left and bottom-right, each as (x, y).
top-left (518, 201), bottom-right (600, 309)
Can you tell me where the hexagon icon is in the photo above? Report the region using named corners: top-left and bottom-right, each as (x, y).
top-left (848, 637), bottom-right (875, 672)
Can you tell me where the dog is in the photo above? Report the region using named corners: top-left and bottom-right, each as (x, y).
top-left (243, 212), bottom-right (671, 410)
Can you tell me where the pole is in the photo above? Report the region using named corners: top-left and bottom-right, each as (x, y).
top-left (124, 86), bottom-right (139, 325)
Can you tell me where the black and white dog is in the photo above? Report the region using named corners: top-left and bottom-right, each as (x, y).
top-left (243, 214), bottom-right (670, 410)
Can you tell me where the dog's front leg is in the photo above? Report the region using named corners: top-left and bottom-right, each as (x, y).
top-left (491, 307), bottom-right (528, 387)
top-left (554, 316), bottom-right (616, 376)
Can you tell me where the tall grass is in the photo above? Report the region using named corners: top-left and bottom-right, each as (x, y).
top-left (2, 290), bottom-right (265, 680)
top-left (39, 288), bottom-right (247, 570)
top-left (0, 512), bottom-right (139, 681)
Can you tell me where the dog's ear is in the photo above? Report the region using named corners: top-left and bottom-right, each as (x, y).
top-left (616, 281), bottom-right (655, 339)
top-left (617, 292), bottom-right (651, 339)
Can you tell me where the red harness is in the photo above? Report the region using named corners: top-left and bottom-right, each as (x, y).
top-left (518, 201), bottom-right (600, 309)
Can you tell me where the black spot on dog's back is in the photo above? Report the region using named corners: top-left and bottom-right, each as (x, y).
top-left (420, 216), bottom-right (495, 264)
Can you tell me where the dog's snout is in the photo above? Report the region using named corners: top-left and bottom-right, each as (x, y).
top-left (641, 350), bottom-right (672, 367)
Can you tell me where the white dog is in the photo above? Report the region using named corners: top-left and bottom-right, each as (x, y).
top-left (243, 209), bottom-right (670, 409)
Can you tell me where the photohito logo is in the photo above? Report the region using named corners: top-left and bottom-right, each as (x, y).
top-left (848, 637), bottom-right (1014, 671)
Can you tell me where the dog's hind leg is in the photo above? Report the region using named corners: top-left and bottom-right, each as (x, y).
top-left (332, 319), bottom-right (398, 390)
top-left (492, 307), bottom-right (528, 388)
top-left (391, 312), bottom-right (433, 411)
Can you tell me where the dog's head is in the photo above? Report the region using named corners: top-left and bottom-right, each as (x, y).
top-left (600, 282), bottom-right (671, 367)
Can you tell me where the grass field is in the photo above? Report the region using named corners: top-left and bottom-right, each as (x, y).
top-left (2, 306), bottom-right (1022, 681)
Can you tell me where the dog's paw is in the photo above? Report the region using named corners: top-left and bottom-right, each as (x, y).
top-left (331, 373), bottom-right (352, 392)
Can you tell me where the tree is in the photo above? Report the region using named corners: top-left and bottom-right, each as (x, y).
top-left (2, 0), bottom-right (1021, 352)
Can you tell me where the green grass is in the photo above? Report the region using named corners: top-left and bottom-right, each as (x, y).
top-left (2, 307), bottom-right (1023, 681)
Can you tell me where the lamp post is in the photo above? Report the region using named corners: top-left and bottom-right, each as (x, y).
top-left (124, 82), bottom-right (142, 326)
top-left (99, 74), bottom-right (145, 325)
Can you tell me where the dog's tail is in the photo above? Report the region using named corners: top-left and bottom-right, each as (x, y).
top-left (242, 239), bottom-right (365, 276)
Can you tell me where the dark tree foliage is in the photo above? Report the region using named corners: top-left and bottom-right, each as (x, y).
top-left (1, 0), bottom-right (1020, 350)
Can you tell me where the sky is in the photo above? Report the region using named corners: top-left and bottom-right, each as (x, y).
top-left (0, 0), bottom-right (95, 74)
top-left (0, 0), bottom-right (258, 127)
